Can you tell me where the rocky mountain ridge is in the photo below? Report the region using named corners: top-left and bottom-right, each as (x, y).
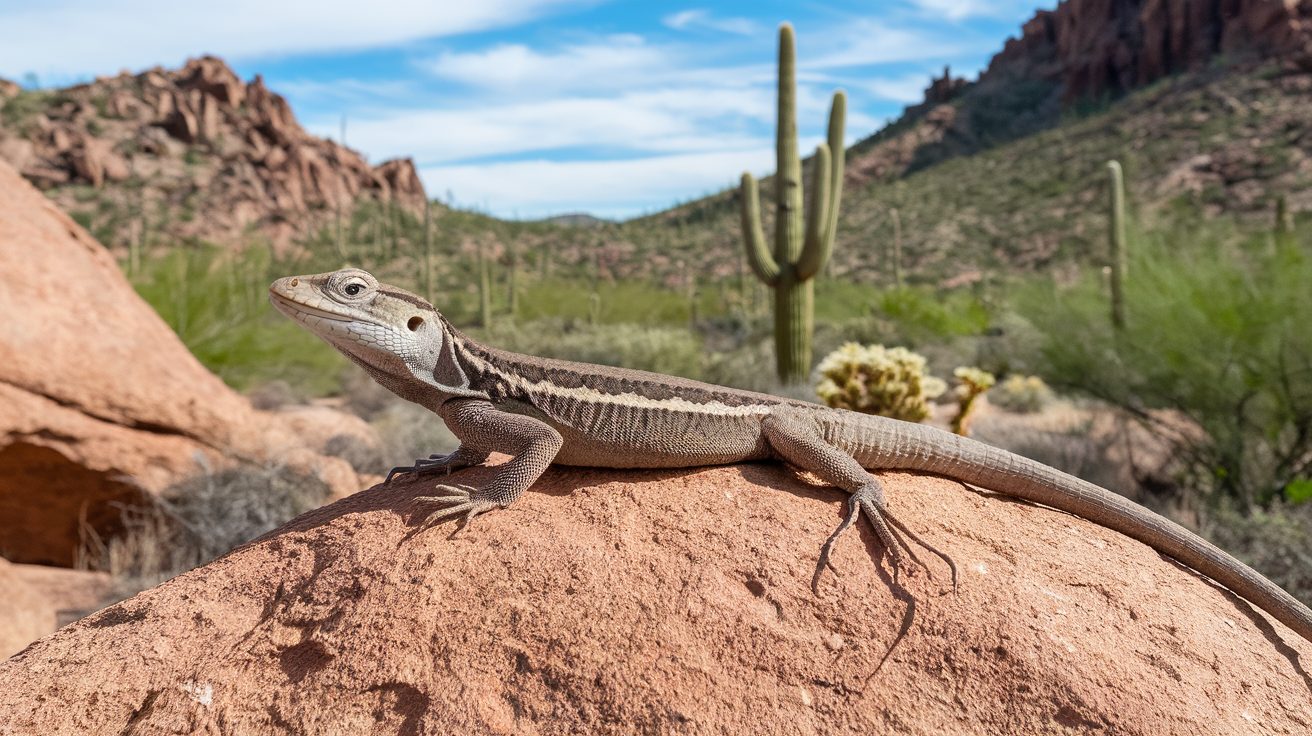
top-left (847, 0), bottom-right (1312, 187)
top-left (0, 56), bottom-right (425, 251)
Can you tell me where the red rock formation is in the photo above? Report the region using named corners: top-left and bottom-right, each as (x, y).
top-left (0, 158), bottom-right (372, 566)
top-left (987, 0), bottom-right (1312, 102)
top-left (1, 462), bottom-right (1308, 732)
top-left (0, 56), bottom-right (426, 250)
top-left (0, 560), bottom-right (109, 658)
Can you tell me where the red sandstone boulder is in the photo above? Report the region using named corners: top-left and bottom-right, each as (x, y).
top-left (0, 561), bottom-right (110, 659)
top-left (1, 462), bottom-right (1307, 734)
top-left (0, 158), bottom-right (371, 566)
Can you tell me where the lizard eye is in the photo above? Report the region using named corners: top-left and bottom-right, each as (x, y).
top-left (343, 282), bottom-right (364, 296)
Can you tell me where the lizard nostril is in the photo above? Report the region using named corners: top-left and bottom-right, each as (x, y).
top-left (289, 278), bottom-right (299, 287)
top-left (407, 316), bottom-right (424, 331)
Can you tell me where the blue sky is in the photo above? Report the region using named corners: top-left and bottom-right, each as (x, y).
top-left (0, 1), bottom-right (1052, 219)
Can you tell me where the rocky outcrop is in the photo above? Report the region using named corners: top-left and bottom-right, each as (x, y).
top-left (988, 0), bottom-right (1312, 102)
top-left (0, 158), bottom-right (373, 566)
top-left (2, 462), bottom-right (1308, 733)
top-left (847, 0), bottom-right (1312, 189)
top-left (0, 56), bottom-right (426, 251)
top-left (0, 560), bottom-right (109, 658)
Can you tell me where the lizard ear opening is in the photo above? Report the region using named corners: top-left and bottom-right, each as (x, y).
top-left (407, 316), bottom-right (424, 331)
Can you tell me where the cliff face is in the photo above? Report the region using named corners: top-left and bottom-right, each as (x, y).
top-left (847, 0), bottom-right (1312, 189)
top-left (0, 56), bottom-right (425, 251)
top-left (988, 0), bottom-right (1312, 101)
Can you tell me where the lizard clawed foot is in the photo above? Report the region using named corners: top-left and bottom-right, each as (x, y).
top-left (412, 484), bottom-right (499, 531)
top-left (812, 482), bottom-right (958, 593)
top-left (386, 452), bottom-right (468, 484)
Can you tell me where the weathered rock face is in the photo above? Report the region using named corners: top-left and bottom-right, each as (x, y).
top-left (0, 560), bottom-right (109, 659)
top-left (988, 0), bottom-right (1312, 102)
top-left (0, 56), bottom-right (426, 251)
top-left (2, 462), bottom-right (1308, 734)
top-left (847, 0), bottom-right (1312, 190)
top-left (0, 159), bottom-right (371, 566)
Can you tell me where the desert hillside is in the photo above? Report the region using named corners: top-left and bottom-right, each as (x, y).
top-left (0, 57), bottom-right (425, 251)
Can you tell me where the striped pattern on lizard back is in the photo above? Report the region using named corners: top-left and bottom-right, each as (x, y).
top-left (450, 332), bottom-right (806, 468)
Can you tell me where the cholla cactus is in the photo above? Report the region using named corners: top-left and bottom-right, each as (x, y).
top-left (991, 374), bottom-right (1054, 414)
top-left (815, 343), bottom-right (945, 422)
top-left (950, 366), bottom-right (996, 437)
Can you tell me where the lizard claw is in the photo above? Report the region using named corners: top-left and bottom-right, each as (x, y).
top-left (812, 481), bottom-right (958, 593)
top-left (413, 484), bottom-right (498, 530)
top-left (386, 453), bottom-right (465, 484)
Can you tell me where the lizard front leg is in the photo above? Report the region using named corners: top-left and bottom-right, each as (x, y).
top-left (761, 409), bottom-right (957, 590)
top-left (413, 398), bottom-right (563, 529)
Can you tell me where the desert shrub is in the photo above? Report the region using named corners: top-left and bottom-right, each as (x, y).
top-left (132, 245), bottom-right (348, 394)
top-left (1206, 501), bottom-right (1312, 606)
top-left (1021, 220), bottom-right (1312, 508)
top-left (991, 374), bottom-right (1055, 413)
top-left (868, 286), bottom-right (993, 348)
top-left (815, 343), bottom-right (946, 421)
top-left (82, 462), bottom-right (332, 601)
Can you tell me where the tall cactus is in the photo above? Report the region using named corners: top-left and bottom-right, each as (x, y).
top-left (1107, 160), bottom-right (1127, 330)
top-left (740, 23), bottom-right (846, 382)
top-left (478, 241), bottom-right (492, 328)
top-left (421, 200), bottom-right (433, 299)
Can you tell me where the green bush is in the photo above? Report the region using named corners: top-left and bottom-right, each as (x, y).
top-left (1022, 220), bottom-right (1312, 508)
top-left (131, 245), bottom-right (348, 394)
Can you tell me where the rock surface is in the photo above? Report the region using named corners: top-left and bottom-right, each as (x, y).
top-left (0, 158), bottom-right (371, 566)
top-left (2, 462), bottom-right (1308, 734)
top-left (0, 561), bottom-right (110, 659)
top-left (0, 56), bottom-right (426, 250)
top-left (847, 0), bottom-right (1312, 189)
top-left (988, 0), bottom-right (1312, 102)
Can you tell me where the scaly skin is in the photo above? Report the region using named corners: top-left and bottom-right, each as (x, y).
top-left (270, 268), bottom-right (1312, 645)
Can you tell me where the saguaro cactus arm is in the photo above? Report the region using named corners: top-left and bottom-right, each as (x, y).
top-left (1107, 159), bottom-right (1127, 330)
top-left (797, 143), bottom-right (831, 279)
top-left (739, 173), bottom-right (781, 285)
top-left (796, 92), bottom-right (845, 280)
top-left (823, 92), bottom-right (846, 246)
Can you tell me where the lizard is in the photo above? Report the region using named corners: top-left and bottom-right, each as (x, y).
top-left (269, 267), bottom-right (1312, 645)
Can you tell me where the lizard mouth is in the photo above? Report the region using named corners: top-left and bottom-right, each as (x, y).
top-left (269, 292), bottom-right (351, 323)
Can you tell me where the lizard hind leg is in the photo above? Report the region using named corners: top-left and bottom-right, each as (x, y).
top-left (760, 413), bottom-right (957, 592)
top-left (812, 480), bottom-right (958, 592)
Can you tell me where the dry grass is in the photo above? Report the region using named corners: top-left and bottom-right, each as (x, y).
top-left (79, 461), bottom-right (332, 603)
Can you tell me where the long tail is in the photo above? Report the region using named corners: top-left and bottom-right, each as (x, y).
top-left (830, 411), bottom-right (1312, 644)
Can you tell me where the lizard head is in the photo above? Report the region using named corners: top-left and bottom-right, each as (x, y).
top-left (269, 268), bottom-right (445, 381)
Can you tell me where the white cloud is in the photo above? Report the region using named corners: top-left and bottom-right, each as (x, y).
top-left (0, 0), bottom-right (586, 80)
top-left (662, 9), bottom-right (760, 36)
top-left (864, 72), bottom-right (934, 103)
top-left (315, 87), bottom-right (776, 165)
top-left (803, 19), bottom-right (969, 69)
top-left (422, 150), bottom-right (773, 219)
top-left (906, 0), bottom-right (1041, 22)
top-left (422, 35), bottom-right (668, 92)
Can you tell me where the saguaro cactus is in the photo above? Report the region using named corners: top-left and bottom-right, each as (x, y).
top-left (421, 200), bottom-right (433, 299)
top-left (1107, 160), bottom-right (1127, 330)
top-left (478, 242), bottom-right (492, 328)
top-left (740, 23), bottom-right (846, 382)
